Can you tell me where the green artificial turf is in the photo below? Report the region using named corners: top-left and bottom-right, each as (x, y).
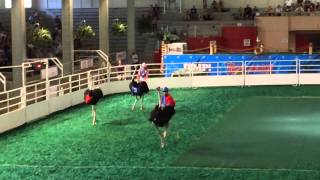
top-left (174, 97), bottom-right (320, 170)
top-left (1, 85), bottom-right (320, 179)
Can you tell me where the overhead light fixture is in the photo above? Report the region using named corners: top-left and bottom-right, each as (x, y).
top-left (5, 0), bottom-right (32, 8)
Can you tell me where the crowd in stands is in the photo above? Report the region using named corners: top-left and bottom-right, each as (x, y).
top-left (185, 0), bottom-right (226, 21)
top-left (235, 0), bottom-right (320, 20)
top-left (139, 4), bottom-right (161, 33)
top-left (150, 4), bottom-right (161, 32)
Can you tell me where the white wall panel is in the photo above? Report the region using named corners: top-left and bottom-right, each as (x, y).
top-left (26, 101), bottom-right (49, 123)
top-left (74, 0), bottom-right (81, 8)
top-left (299, 74), bottom-right (320, 85)
top-left (245, 74), bottom-right (298, 86)
top-left (47, 0), bottom-right (61, 9)
top-left (0, 109), bottom-right (26, 134)
top-left (48, 94), bottom-right (72, 113)
top-left (81, 0), bottom-right (91, 8)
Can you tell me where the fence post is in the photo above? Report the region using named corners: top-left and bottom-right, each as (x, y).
top-left (244, 61), bottom-right (247, 86)
top-left (20, 87), bottom-right (26, 108)
top-left (217, 62), bottom-right (219, 76)
top-left (107, 63), bottom-right (111, 83)
top-left (45, 59), bottom-right (49, 100)
top-left (309, 43), bottom-right (313, 55)
top-left (269, 60), bottom-right (272, 75)
top-left (21, 63), bottom-right (26, 108)
top-left (69, 75), bottom-right (72, 93)
top-left (87, 70), bottom-right (92, 90)
top-left (297, 59), bottom-right (300, 86)
top-left (242, 61), bottom-right (245, 87)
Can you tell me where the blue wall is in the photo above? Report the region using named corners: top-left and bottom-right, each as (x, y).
top-left (163, 54), bottom-right (320, 76)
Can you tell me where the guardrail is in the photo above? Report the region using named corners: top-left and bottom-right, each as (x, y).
top-left (0, 72), bottom-right (6, 92)
top-left (73, 50), bottom-right (110, 73)
top-left (0, 87), bottom-right (23, 115)
top-left (1, 59), bottom-right (320, 116)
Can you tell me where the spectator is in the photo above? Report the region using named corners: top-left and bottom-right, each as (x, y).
top-left (218, 0), bottom-right (224, 12)
top-left (285, 0), bottom-right (293, 11)
top-left (295, 5), bottom-right (304, 15)
top-left (155, 4), bottom-right (160, 19)
top-left (151, 17), bottom-right (158, 32)
top-left (275, 5), bottom-right (283, 16)
top-left (190, 5), bottom-right (198, 20)
top-left (53, 42), bottom-right (62, 58)
top-left (316, 2), bottom-right (320, 11)
top-left (52, 26), bottom-right (62, 43)
top-left (304, 0), bottom-right (312, 11)
top-left (54, 15), bottom-right (62, 29)
top-left (244, 5), bottom-right (252, 19)
top-left (211, 0), bottom-right (218, 11)
top-left (236, 7), bottom-right (244, 20)
top-left (28, 11), bottom-right (39, 25)
top-left (149, 5), bottom-right (155, 19)
top-left (131, 52), bottom-right (139, 65)
top-left (307, 7), bottom-right (315, 15)
top-left (266, 5), bottom-right (274, 16)
top-left (117, 59), bottom-right (125, 80)
top-left (253, 6), bottom-right (259, 18)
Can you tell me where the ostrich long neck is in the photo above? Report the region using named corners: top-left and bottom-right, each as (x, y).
top-left (157, 90), bottom-right (161, 108)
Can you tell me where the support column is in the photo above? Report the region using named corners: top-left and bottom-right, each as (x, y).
top-left (127, 0), bottom-right (135, 55)
top-left (62, 0), bottom-right (74, 74)
top-left (99, 0), bottom-right (109, 55)
top-left (11, 0), bottom-right (26, 88)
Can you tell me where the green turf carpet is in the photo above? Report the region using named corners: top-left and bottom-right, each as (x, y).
top-left (1, 86), bottom-right (320, 179)
top-left (173, 97), bottom-right (320, 170)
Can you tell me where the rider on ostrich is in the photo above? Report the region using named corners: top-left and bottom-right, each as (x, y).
top-left (129, 62), bottom-right (149, 111)
top-left (149, 86), bottom-right (176, 148)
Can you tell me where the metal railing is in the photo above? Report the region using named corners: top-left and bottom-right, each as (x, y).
top-left (73, 50), bottom-right (110, 73)
top-left (2, 59), bottom-right (320, 116)
top-left (0, 72), bottom-right (6, 92)
top-left (0, 87), bottom-right (23, 115)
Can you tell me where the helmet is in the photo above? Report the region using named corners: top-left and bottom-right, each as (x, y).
top-left (162, 87), bottom-right (169, 92)
top-left (141, 62), bottom-right (147, 68)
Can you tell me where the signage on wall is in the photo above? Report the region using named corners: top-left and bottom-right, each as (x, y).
top-left (167, 43), bottom-right (187, 55)
top-left (41, 66), bottom-right (58, 79)
top-left (243, 39), bottom-right (251, 47)
top-left (80, 58), bottom-right (94, 69)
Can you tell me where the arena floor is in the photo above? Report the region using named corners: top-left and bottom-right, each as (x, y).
top-left (174, 97), bottom-right (320, 170)
top-left (1, 86), bottom-right (320, 179)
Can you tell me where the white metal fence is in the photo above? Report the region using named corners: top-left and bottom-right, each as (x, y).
top-left (1, 59), bottom-right (320, 116)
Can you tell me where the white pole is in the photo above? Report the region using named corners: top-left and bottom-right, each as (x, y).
top-left (179, 0), bottom-right (182, 13)
top-left (22, 63), bottom-right (26, 87)
top-left (46, 59), bottom-right (49, 100)
top-left (163, 0), bottom-right (166, 14)
top-left (21, 63), bottom-right (26, 108)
